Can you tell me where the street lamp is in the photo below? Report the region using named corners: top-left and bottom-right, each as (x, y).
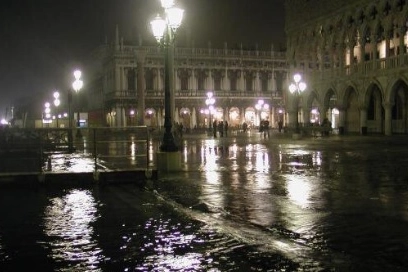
top-left (43, 102), bottom-right (51, 127)
top-left (129, 109), bottom-right (135, 126)
top-left (255, 99), bottom-right (269, 127)
top-left (205, 91), bottom-right (215, 130)
top-left (72, 70), bottom-right (83, 137)
top-left (68, 69), bottom-right (84, 152)
top-left (289, 73), bottom-right (307, 134)
top-left (150, 0), bottom-right (184, 152)
top-left (53, 91), bottom-right (60, 128)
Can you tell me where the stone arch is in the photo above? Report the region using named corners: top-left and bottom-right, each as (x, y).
top-left (322, 88), bottom-right (339, 130)
top-left (228, 107), bottom-right (241, 127)
top-left (144, 108), bottom-right (156, 126)
top-left (365, 83), bottom-right (385, 133)
top-left (385, 76), bottom-right (408, 102)
top-left (244, 106), bottom-right (256, 127)
top-left (305, 91), bottom-right (321, 125)
top-left (323, 88), bottom-right (338, 109)
top-left (179, 107), bottom-right (191, 129)
top-left (389, 79), bottom-right (408, 133)
top-left (306, 90), bottom-right (321, 109)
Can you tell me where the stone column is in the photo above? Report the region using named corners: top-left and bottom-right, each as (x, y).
top-left (115, 65), bottom-right (120, 91)
top-left (136, 49), bottom-right (147, 125)
top-left (371, 34), bottom-right (377, 63)
top-left (360, 107), bottom-right (367, 135)
top-left (383, 102), bottom-right (392, 136)
top-left (385, 36), bottom-right (390, 59)
top-left (399, 26), bottom-right (406, 57)
top-left (359, 37), bottom-right (366, 64)
top-left (288, 109), bottom-right (297, 129)
top-left (208, 69), bottom-right (214, 90)
top-left (338, 106), bottom-right (346, 135)
top-left (121, 107), bottom-right (127, 127)
top-left (303, 108), bottom-right (311, 126)
top-left (239, 70), bottom-right (244, 91)
top-left (348, 43), bottom-right (354, 65)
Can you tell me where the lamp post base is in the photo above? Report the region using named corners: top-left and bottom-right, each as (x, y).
top-left (157, 151), bottom-right (181, 172)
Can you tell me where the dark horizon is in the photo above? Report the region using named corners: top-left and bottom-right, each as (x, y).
top-left (0, 0), bottom-right (285, 118)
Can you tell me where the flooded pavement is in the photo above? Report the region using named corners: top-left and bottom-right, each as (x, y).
top-left (1, 131), bottom-right (408, 271)
top-left (154, 132), bottom-right (408, 271)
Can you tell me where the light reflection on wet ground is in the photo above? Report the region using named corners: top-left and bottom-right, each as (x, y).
top-left (1, 133), bottom-right (408, 271)
top-left (155, 134), bottom-right (408, 270)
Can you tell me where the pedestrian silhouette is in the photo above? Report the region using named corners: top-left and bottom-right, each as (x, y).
top-left (278, 120), bottom-right (283, 133)
top-left (242, 122), bottom-right (248, 133)
top-left (218, 121), bottom-right (224, 137)
top-left (212, 120), bottom-right (217, 137)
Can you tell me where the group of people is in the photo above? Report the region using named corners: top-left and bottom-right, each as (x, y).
top-left (259, 119), bottom-right (270, 138)
top-left (212, 120), bottom-right (229, 137)
top-left (241, 120), bottom-right (271, 138)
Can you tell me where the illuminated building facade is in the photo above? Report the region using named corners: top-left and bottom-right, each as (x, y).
top-left (85, 27), bottom-right (288, 130)
top-left (285, 0), bottom-right (408, 135)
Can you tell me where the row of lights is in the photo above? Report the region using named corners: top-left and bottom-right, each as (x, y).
top-left (42, 70), bottom-right (83, 128)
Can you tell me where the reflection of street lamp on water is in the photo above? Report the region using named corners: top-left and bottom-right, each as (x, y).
top-left (289, 73), bottom-right (307, 135)
top-left (150, 0), bottom-right (184, 152)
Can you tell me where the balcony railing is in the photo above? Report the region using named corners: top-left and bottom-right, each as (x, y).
top-left (105, 89), bottom-right (282, 101)
top-left (310, 54), bottom-right (408, 81)
top-left (116, 45), bottom-right (287, 60)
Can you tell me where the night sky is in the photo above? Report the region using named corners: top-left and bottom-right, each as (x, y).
top-left (0, 0), bottom-right (285, 118)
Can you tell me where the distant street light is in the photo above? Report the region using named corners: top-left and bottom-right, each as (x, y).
top-left (255, 99), bottom-right (269, 127)
top-left (43, 102), bottom-right (51, 127)
top-left (150, 0), bottom-right (184, 152)
top-left (53, 91), bottom-right (60, 128)
top-left (72, 70), bottom-right (83, 137)
top-left (289, 73), bottom-right (307, 134)
top-left (205, 91), bottom-right (215, 130)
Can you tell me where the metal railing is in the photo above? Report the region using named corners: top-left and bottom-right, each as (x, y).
top-left (74, 126), bottom-right (152, 172)
top-left (0, 126), bottom-right (153, 174)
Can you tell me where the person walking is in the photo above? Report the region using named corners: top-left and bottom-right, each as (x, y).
top-left (212, 120), bottom-right (217, 137)
top-left (242, 122), bottom-right (248, 133)
top-left (224, 121), bottom-right (229, 137)
top-left (278, 120), bottom-right (283, 133)
top-left (218, 121), bottom-right (224, 137)
top-left (263, 119), bottom-right (270, 138)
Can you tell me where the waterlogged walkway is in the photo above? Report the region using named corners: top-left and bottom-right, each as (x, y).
top-left (152, 132), bottom-right (408, 271)
top-left (1, 131), bottom-right (408, 271)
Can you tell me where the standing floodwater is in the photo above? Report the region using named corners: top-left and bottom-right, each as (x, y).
top-left (1, 133), bottom-right (408, 271)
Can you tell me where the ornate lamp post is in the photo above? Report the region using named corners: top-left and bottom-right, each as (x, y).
top-left (72, 70), bottom-right (84, 137)
top-left (68, 69), bottom-right (84, 153)
top-left (43, 102), bottom-right (51, 127)
top-left (289, 73), bottom-right (307, 135)
top-left (205, 91), bottom-right (215, 130)
top-left (255, 99), bottom-right (269, 127)
top-left (150, 0), bottom-right (184, 152)
top-left (53, 91), bottom-right (60, 128)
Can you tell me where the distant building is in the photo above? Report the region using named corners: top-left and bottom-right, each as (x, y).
top-left (285, 0), bottom-right (408, 135)
top-left (84, 26), bottom-right (289, 130)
